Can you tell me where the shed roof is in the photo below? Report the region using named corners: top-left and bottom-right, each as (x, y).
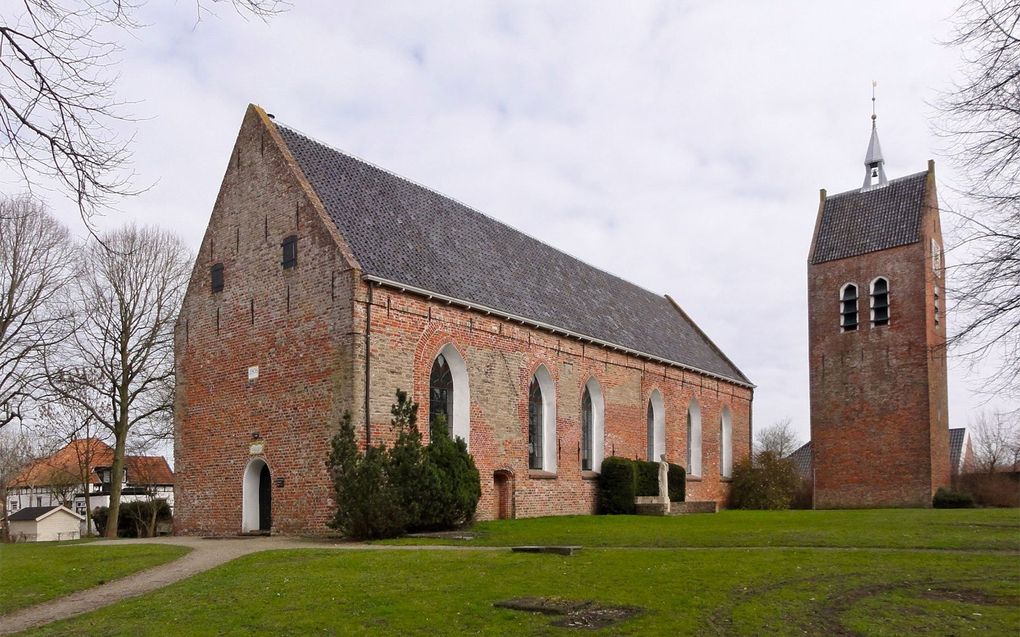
top-left (273, 120), bottom-right (750, 386)
top-left (7, 505), bottom-right (83, 522)
top-left (811, 171), bottom-right (928, 264)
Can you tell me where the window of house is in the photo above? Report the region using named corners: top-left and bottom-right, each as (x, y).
top-left (429, 353), bottom-right (454, 439)
top-left (528, 377), bottom-right (544, 470)
top-left (36, 496), bottom-right (42, 507)
top-left (8, 499), bottom-right (17, 512)
top-left (870, 277), bottom-right (890, 327)
top-left (687, 400), bottom-right (702, 477)
top-left (211, 263), bottom-right (224, 293)
top-left (281, 235), bottom-right (298, 269)
top-left (720, 407), bottom-right (733, 478)
top-left (840, 283), bottom-right (859, 331)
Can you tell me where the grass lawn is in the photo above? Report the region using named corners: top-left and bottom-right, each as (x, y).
top-left (0, 541), bottom-right (190, 615)
top-left (381, 508), bottom-right (1020, 551)
top-left (21, 547), bottom-right (1020, 636)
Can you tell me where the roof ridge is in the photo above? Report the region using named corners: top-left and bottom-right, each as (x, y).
top-left (272, 120), bottom-right (675, 302)
top-left (826, 170), bottom-right (927, 200)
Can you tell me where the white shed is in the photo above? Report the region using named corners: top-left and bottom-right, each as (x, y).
top-left (7, 505), bottom-right (84, 542)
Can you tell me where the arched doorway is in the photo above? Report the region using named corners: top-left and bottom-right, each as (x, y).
top-left (493, 470), bottom-right (514, 520)
top-left (242, 458), bottom-right (272, 534)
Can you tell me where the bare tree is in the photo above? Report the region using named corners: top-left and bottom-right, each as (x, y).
top-left (38, 391), bottom-right (111, 535)
top-left (754, 417), bottom-right (801, 459)
top-left (970, 410), bottom-right (1020, 473)
top-left (0, 0), bottom-right (285, 223)
top-left (940, 0), bottom-right (1020, 401)
top-left (0, 194), bottom-right (76, 429)
top-left (0, 427), bottom-right (38, 541)
top-left (48, 224), bottom-right (190, 537)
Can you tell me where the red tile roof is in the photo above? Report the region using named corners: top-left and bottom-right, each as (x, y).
top-left (7, 438), bottom-right (174, 488)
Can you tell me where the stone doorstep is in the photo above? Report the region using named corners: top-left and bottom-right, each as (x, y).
top-left (669, 501), bottom-right (719, 514)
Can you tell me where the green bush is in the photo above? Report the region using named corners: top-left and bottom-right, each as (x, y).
top-left (416, 415), bottom-right (481, 530)
top-left (326, 411), bottom-right (407, 539)
top-left (598, 457), bottom-right (637, 514)
top-left (633, 459), bottom-right (685, 502)
top-left (932, 487), bottom-right (976, 509)
top-left (91, 500), bottom-right (171, 538)
top-left (326, 391), bottom-right (481, 539)
top-left (729, 451), bottom-right (801, 510)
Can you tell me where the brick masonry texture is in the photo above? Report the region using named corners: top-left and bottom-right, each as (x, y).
top-left (175, 106), bottom-right (752, 536)
top-left (807, 165), bottom-right (950, 508)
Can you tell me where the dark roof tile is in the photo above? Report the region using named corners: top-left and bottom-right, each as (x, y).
top-left (274, 123), bottom-right (750, 385)
top-left (812, 171), bottom-right (928, 264)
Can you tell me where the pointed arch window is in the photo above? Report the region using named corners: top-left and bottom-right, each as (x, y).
top-left (647, 390), bottom-right (665, 461)
top-left (840, 283), bottom-right (859, 332)
top-left (528, 378), bottom-right (544, 470)
top-left (429, 354), bottom-right (454, 438)
top-left (870, 277), bottom-right (889, 326)
top-left (687, 400), bottom-right (702, 478)
top-left (720, 407), bottom-right (733, 478)
top-left (581, 388), bottom-right (593, 471)
top-left (428, 344), bottom-right (470, 447)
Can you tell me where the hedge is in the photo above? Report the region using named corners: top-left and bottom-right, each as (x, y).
top-left (598, 456), bottom-right (686, 514)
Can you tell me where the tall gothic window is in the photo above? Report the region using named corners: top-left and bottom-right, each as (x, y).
top-left (840, 283), bottom-right (859, 331)
top-left (687, 400), bottom-right (702, 477)
top-left (429, 354), bottom-right (454, 439)
top-left (870, 277), bottom-right (890, 326)
top-left (581, 387), bottom-right (593, 471)
top-left (646, 402), bottom-right (655, 461)
top-left (528, 378), bottom-right (544, 470)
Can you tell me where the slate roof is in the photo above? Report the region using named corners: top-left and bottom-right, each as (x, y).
top-left (949, 428), bottom-right (966, 472)
top-left (787, 441), bottom-right (812, 479)
top-left (274, 122), bottom-right (750, 385)
top-left (811, 171), bottom-right (928, 264)
top-left (7, 506), bottom-right (59, 522)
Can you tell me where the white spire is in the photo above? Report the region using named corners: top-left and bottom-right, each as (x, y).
top-left (862, 81), bottom-right (888, 191)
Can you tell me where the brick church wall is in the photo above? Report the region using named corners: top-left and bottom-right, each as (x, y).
top-left (175, 105), bottom-right (753, 535)
top-left (358, 284), bottom-right (752, 521)
top-left (174, 108), bottom-right (359, 536)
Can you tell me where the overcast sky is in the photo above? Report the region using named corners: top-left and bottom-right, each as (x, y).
top-left (5, 1), bottom-right (1015, 449)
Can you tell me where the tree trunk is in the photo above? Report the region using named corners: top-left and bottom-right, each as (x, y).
top-left (105, 432), bottom-right (127, 538)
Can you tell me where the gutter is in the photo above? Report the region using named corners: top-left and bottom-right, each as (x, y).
top-left (362, 274), bottom-right (755, 391)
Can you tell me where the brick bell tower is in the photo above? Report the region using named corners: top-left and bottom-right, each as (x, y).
top-left (807, 102), bottom-right (950, 508)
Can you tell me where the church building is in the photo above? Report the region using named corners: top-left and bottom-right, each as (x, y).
top-left (807, 110), bottom-right (950, 508)
top-left (174, 105), bottom-right (753, 535)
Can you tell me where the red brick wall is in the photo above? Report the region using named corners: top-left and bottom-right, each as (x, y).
top-left (175, 105), bottom-right (753, 535)
top-left (359, 284), bottom-right (752, 521)
top-left (174, 106), bottom-right (359, 536)
top-left (808, 165), bottom-right (950, 508)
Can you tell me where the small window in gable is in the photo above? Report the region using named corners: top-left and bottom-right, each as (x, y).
top-left (870, 277), bottom-right (889, 327)
top-left (840, 283), bottom-right (859, 332)
top-left (211, 263), bottom-right (224, 293)
top-left (281, 235), bottom-right (298, 269)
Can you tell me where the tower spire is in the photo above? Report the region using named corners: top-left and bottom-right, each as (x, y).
top-left (862, 80), bottom-right (888, 191)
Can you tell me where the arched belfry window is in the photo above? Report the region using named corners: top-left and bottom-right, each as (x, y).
top-left (840, 283), bottom-right (859, 332)
top-left (528, 366), bottom-right (557, 472)
top-left (428, 344), bottom-right (470, 448)
top-left (687, 399), bottom-right (702, 478)
top-left (870, 277), bottom-right (890, 326)
top-left (647, 390), bottom-right (665, 461)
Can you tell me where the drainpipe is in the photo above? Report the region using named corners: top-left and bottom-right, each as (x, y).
top-left (364, 282), bottom-right (373, 446)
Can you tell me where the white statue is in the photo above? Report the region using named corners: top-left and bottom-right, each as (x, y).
top-left (658, 454), bottom-right (669, 502)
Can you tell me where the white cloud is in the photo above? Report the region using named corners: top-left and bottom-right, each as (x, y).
top-left (3, 0), bottom-right (1013, 448)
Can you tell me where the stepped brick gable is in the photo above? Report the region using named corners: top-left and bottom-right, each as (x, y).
top-left (174, 104), bottom-right (753, 535)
